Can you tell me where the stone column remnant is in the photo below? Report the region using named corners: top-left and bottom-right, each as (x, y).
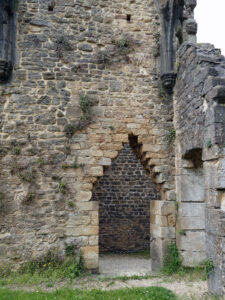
top-left (0, 0), bottom-right (15, 82)
top-left (156, 0), bottom-right (184, 94)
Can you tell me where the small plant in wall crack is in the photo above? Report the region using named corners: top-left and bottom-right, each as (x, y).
top-left (178, 229), bottom-right (186, 236)
top-left (12, 146), bottom-right (21, 155)
top-left (56, 36), bottom-right (73, 59)
top-left (163, 242), bottom-right (182, 275)
top-left (59, 181), bottom-right (67, 195)
top-left (97, 35), bottom-right (135, 64)
top-left (62, 158), bottom-right (84, 170)
top-left (64, 124), bottom-right (76, 139)
top-left (206, 140), bottom-right (212, 148)
top-left (68, 201), bottom-right (74, 208)
top-left (19, 169), bottom-right (36, 183)
top-left (79, 94), bottom-right (91, 120)
top-left (23, 192), bottom-right (36, 205)
top-left (64, 94), bottom-right (91, 138)
top-left (168, 128), bottom-right (176, 143)
top-left (200, 259), bottom-right (214, 278)
top-left (153, 32), bottom-right (160, 58)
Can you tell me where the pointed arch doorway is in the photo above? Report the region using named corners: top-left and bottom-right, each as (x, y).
top-left (92, 135), bottom-right (161, 275)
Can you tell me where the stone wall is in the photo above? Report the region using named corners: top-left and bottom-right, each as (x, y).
top-left (92, 140), bottom-right (160, 252)
top-left (0, 0), bottom-right (176, 271)
top-left (174, 42), bottom-right (225, 294)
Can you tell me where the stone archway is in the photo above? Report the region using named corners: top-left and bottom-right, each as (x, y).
top-left (86, 133), bottom-right (176, 274)
top-left (92, 135), bottom-right (161, 256)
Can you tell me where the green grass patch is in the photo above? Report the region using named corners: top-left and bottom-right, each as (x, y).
top-left (0, 287), bottom-right (178, 300)
top-left (0, 250), bottom-right (85, 286)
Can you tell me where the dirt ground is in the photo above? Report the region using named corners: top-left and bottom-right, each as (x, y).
top-left (8, 276), bottom-right (208, 299)
top-left (5, 255), bottom-right (216, 299)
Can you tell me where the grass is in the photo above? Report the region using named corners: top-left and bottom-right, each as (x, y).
top-left (0, 287), bottom-right (178, 300)
top-left (0, 251), bottom-right (84, 286)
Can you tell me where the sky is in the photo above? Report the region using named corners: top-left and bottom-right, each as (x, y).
top-left (195, 0), bottom-right (225, 55)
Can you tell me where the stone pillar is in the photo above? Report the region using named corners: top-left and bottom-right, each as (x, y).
top-left (150, 200), bottom-right (176, 270)
top-left (175, 151), bottom-right (206, 265)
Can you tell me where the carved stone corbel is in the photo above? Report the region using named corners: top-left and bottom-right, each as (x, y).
top-left (155, 0), bottom-right (184, 94)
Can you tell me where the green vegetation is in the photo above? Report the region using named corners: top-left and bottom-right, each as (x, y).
top-left (79, 94), bottom-right (91, 123)
top-left (0, 286), bottom-right (178, 300)
top-left (64, 124), bottom-right (76, 138)
top-left (97, 36), bottom-right (133, 64)
top-left (163, 242), bottom-right (182, 275)
top-left (56, 36), bottom-right (73, 58)
top-left (153, 32), bottom-right (160, 58)
top-left (62, 164), bottom-right (69, 169)
top-left (168, 128), bottom-right (176, 142)
top-left (20, 169), bottom-right (36, 183)
top-left (37, 157), bottom-right (44, 167)
top-left (64, 94), bottom-right (91, 138)
top-left (59, 182), bottom-right (67, 194)
top-left (206, 140), bottom-right (212, 148)
top-left (79, 94), bottom-right (90, 116)
top-left (24, 192), bottom-right (35, 204)
top-left (178, 229), bottom-right (186, 236)
top-left (200, 259), bottom-right (214, 278)
top-left (158, 83), bottom-right (166, 98)
top-left (64, 145), bottom-right (71, 155)
top-left (109, 125), bottom-right (115, 131)
top-left (12, 146), bottom-right (21, 155)
top-left (68, 201), bottom-right (74, 208)
top-left (163, 242), bottom-right (214, 281)
top-left (0, 250), bottom-right (84, 287)
top-left (128, 249), bottom-right (150, 259)
top-left (61, 158), bottom-right (83, 170)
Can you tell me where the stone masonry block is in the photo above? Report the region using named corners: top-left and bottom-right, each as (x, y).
top-left (81, 246), bottom-right (99, 270)
top-left (150, 200), bottom-right (175, 216)
top-left (89, 166), bottom-right (103, 177)
top-left (66, 225), bottom-right (99, 237)
top-left (151, 224), bottom-right (175, 239)
top-left (76, 191), bottom-right (92, 202)
top-left (179, 231), bottom-right (206, 252)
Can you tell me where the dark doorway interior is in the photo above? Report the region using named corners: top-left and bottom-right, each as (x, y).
top-left (92, 135), bottom-right (160, 253)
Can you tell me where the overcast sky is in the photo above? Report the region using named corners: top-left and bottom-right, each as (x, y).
top-left (195, 0), bottom-right (225, 54)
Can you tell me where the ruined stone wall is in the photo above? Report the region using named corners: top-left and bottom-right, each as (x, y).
top-left (92, 142), bottom-right (160, 253)
top-left (0, 0), bottom-right (176, 270)
top-left (174, 42), bottom-right (225, 294)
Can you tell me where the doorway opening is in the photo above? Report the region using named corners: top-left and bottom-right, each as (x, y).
top-left (92, 134), bottom-right (160, 275)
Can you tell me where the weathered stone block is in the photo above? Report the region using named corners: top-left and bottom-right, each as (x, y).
top-left (89, 167), bottom-right (103, 177)
top-left (151, 224), bottom-right (175, 239)
top-left (76, 191), bottom-right (92, 202)
top-left (66, 225), bottom-right (99, 237)
top-left (98, 157), bottom-right (111, 166)
top-left (81, 246), bottom-right (99, 270)
top-left (180, 169), bottom-right (204, 202)
top-left (178, 231), bottom-right (206, 252)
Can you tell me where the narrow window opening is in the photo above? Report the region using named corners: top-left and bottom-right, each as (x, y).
top-left (127, 14), bottom-right (131, 22)
top-left (48, 1), bottom-right (55, 11)
top-left (48, 5), bottom-right (54, 11)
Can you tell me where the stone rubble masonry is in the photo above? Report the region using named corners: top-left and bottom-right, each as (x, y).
top-left (174, 42), bottom-right (225, 294)
top-left (92, 143), bottom-right (160, 253)
top-left (0, 0), bottom-right (175, 272)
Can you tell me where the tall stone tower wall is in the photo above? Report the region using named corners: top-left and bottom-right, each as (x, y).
top-left (174, 43), bottom-right (225, 294)
top-left (0, 0), bottom-right (224, 295)
top-left (0, 0), bottom-right (176, 271)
